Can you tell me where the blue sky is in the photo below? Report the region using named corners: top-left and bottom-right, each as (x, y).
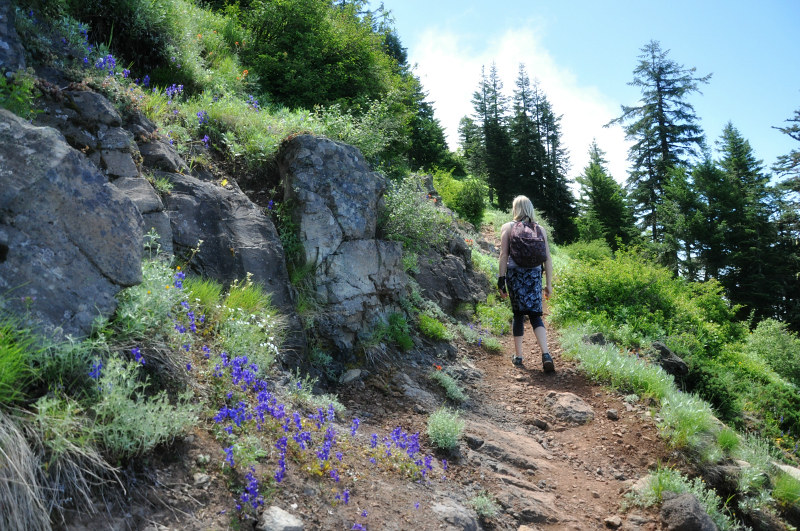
top-left (375, 0), bottom-right (800, 185)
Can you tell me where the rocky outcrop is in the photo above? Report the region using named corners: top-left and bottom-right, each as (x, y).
top-left (163, 172), bottom-right (294, 311)
top-left (0, 0), bottom-right (25, 73)
top-left (279, 135), bottom-right (406, 354)
top-left (0, 109), bottom-right (143, 336)
top-left (651, 341), bottom-right (689, 378)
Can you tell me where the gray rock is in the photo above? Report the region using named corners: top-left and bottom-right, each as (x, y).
top-left (339, 369), bottom-right (362, 385)
top-left (101, 150), bottom-right (139, 179)
top-left (584, 332), bottom-right (607, 345)
top-left (163, 172), bottom-right (293, 310)
top-left (0, 109), bottom-right (143, 336)
top-left (139, 140), bottom-right (188, 173)
top-left (257, 506), bottom-right (304, 531)
top-left (98, 127), bottom-right (136, 152)
top-left (112, 177), bottom-right (163, 214)
top-left (0, 0), bottom-right (25, 72)
top-left (431, 499), bottom-right (479, 531)
top-left (414, 251), bottom-right (486, 314)
top-left (652, 341), bottom-right (688, 377)
top-left (545, 391), bottom-right (595, 425)
top-left (141, 211), bottom-right (173, 256)
top-left (604, 515), bottom-right (623, 528)
top-left (278, 135), bottom-right (407, 354)
top-left (607, 409), bottom-right (619, 421)
top-left (660, 492), bottom-right (717, 531)
top-left (281, 134), bottom-right (385, 264)
top-left (65, 90), bottom-right (122, 128)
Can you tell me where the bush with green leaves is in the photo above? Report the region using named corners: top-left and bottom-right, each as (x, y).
top-left (90, 356), bottom-right (199, 459)
top-left (469, 491), bottom-right (500, 518)
top-left (745, 319), bottom-right (800, 387)
top-left (381, 175), bottom-right (452, 252)
top-left (218, 278), bottom-right (284, 373)
top-left (476, 295), bottom-right (512, 336)
top-left (418, 314), bottom-right (451, 341)
top-left (426, 407), bottom-right (464, 451)
top-left (432, 170), bottom-right (486, 227)
top-left (428, 370), bottom-right (467, 403)
top-left (562, 239), bottom-right (613, 263)
top-left (0, 69), bottom-right (39, 120)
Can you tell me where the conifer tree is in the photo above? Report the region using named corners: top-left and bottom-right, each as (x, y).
top-left (509, 64), bottom-right (547, 203)
top-left (772, 105), bottom-right (800, 329)
top-left (712, 123), bottom-right (778, 320)
top-left (609, 40), bottom-right (711, 245)
top-left (576, 141), bottom-right (637, 250)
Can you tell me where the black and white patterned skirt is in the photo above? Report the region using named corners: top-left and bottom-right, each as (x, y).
top-left (506, 266), bottom-right (543, 314)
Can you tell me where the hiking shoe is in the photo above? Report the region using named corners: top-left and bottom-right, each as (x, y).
top-left (511, 356), bottom-right (523, 367)
top-left (542, 353), bottom-right (555, 373)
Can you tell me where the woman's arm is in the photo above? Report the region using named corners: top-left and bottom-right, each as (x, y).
top-left (541, 226), bottom-right (554, 298)
top-left (498, 223), bottom-right (510, 277)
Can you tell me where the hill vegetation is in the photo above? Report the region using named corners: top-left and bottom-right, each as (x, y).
top-left (2, 0), bottom-right (800, 529)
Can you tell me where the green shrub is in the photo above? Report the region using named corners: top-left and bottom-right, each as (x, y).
top-left (716, 427), bottom-right (740, 454)
top-left (428, 370), bottom-right (467, 403)
top-left (453, 177), bottom-right (487, 227)
top-left (746, 319), bottom-right (800, 387)
top-left (91, 356), bottom-right (199, 459)
top-left (562, 239), bottom-right (613, 263)
top-left (471, 248), bottom-right (498, 282)
top-left (476, 295), bottom-right (512, 336)
top-left (0, 69), bottom-right (39, 120)
top-left (773, 472), bottom-right (800, 509)
top-left (29, 334), bottom-right (108, 398)
top-left (481, 336), bottom-right (503, 353)
top-left (469, 491), bottom-right (500, 518)
top-left (388, 312), bottom-right (414, 351)
top-left (381, 175), bottom-right (451, 253)
top-left (418, 314), bottom-right (451, 341)
top-left (426, 407), bottom-right (464, 451)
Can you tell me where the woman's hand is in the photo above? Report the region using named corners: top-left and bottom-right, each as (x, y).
top-left (543, 285), bottom-right (552, 299)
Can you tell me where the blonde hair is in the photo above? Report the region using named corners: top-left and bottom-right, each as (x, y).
top-left (511, 195), bottom-right (535, 222)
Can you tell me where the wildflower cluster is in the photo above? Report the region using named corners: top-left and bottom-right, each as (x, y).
top-left (165, 84), bottom-right (184, 104)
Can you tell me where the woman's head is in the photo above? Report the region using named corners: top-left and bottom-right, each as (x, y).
top-left (511, 195), bottom-right (535, 222)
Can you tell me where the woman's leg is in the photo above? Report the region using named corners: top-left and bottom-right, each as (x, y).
top-left (530, 313), bottom-right (555, 372)
top-left (512, 312), bottom-right (526, 363)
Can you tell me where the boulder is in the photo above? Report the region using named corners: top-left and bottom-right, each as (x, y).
top-left (660, 492), bottom-right (717, 531)
top-left (652, 341), bottom-right (688, 377)
top-left (430, 499), bottom-right (479, 531)
top-left (0, 109), bottom-right (143, 336)
top-left (414, 251), bottom-right (485, 314)
top-left (545, 391), bottom-right (595, 425)
top-left (280, 134), bottom-right (385, 266)
top-left (138, 139), bottom-right (188, 173)
top-left (0, 0), bottom-right (25, 73)
top-left (256, 506), bottom-right (304, 531)
top-left (163, 172), bottom-right (293, 310)
top-left (279, 135), bottom-right (407, 354)
top-left (64, 90), bottom-right (122, 128)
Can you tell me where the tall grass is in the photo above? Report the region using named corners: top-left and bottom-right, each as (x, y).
top-left (0, 313), bottom-right (35, 403)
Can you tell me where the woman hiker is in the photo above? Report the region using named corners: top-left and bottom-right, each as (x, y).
top-left (497, 195), bottom-right (555, 372)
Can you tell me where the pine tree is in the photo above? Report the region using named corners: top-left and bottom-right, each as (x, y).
top-left (772, 105), bottom-right (800, 329)
top-left (713, 123), bottom-right (778, 320)
top-left (509, 64), bottom-right (547, 205)
top-left (483, 63), bottom-right (514, 208)
top-left (576, 141), bottom-right (637, 250)
top-left (609, 40), bottom-right (711, 245)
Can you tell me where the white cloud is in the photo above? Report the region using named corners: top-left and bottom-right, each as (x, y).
top-left (408, 25), bottom-right (632, 187)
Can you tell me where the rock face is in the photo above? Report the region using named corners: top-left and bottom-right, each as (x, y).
top-left (163, 173), bottom-right (294, 311)
top-left (279, 135), bottom-right (406, 353)
top-left (0, 0), bottom-right (25, 73)
top-left (0, 109), bottom-right (143, 336)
